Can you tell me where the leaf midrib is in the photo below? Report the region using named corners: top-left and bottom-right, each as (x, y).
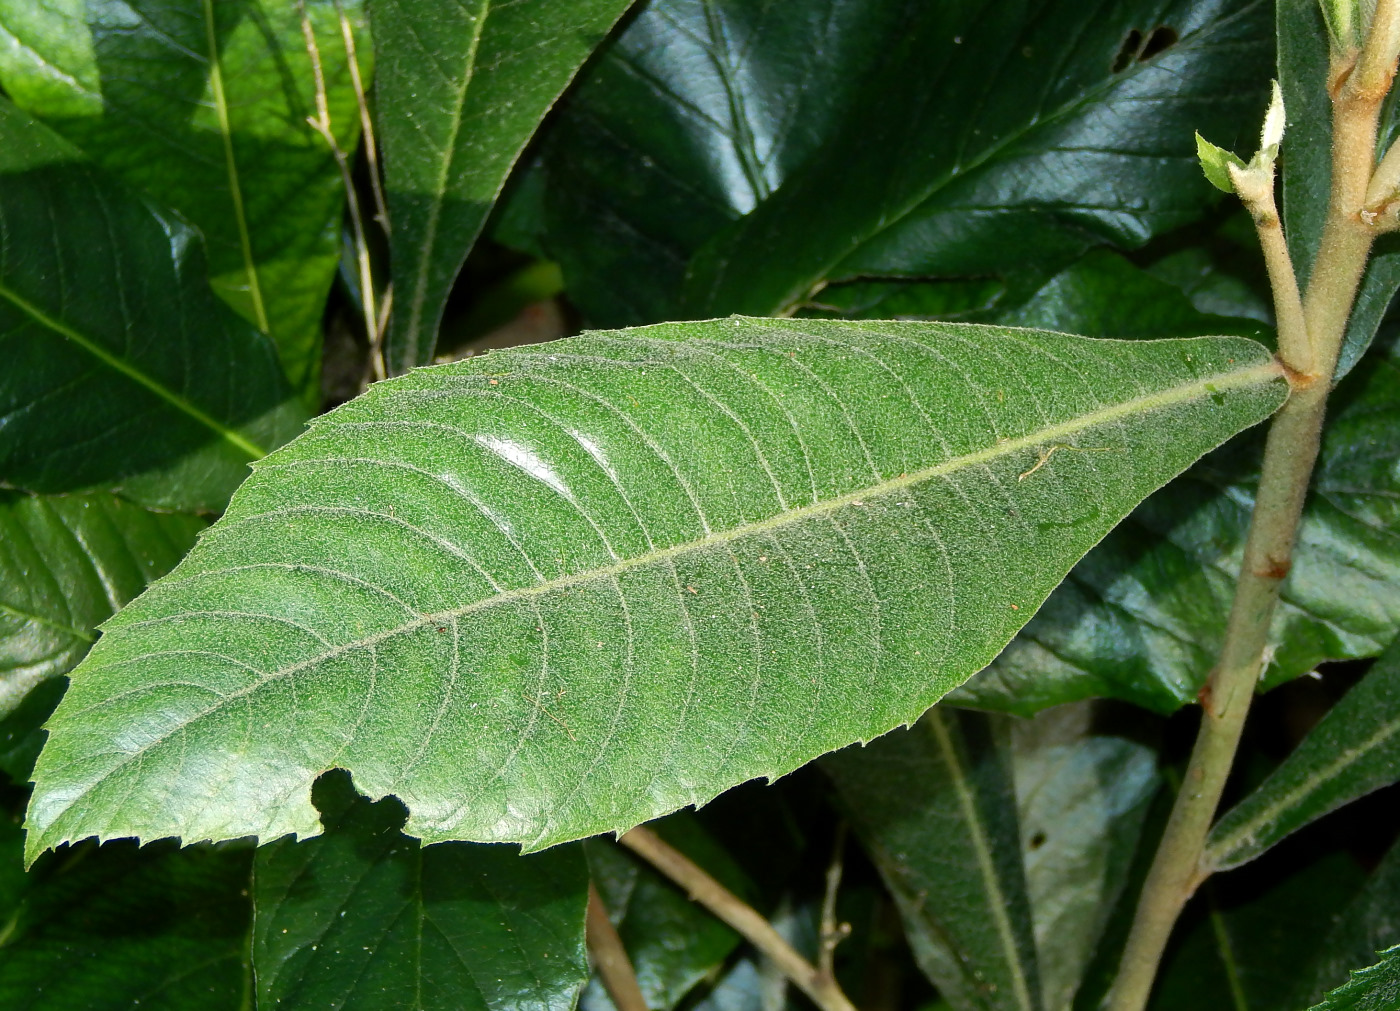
top-left (925, 710), bottom-right (1036, 1011)
top-left (130, 358), bottom-right (1281, 701)
top-left (201, 0), bottom-right (269, 334)
top-left (399, 0), bottom-right (491, 365)
top-left (1207, 712), bottom-right (1400, 867)
top-left (0, 281), bottom-right (265, 459)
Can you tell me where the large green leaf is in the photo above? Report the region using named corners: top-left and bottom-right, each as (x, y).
top-left (1307, 948), bottom-right (1400, 1011)
top-left (529, 0), bottom-right (909, 327)
top-left (0, 101), bottom-right (308, 512)
top-left (681, 0), bottom-right (1271, 317)
top-left (253, 771), bottom-right (588, 1011)
top-left (0, 491), bottom-right (205, 717)
top-left (1205, 642), bottom-right (1400, 871)
top-left (824, 710), bottom-right (1043, 1011)
top-left (24, 318), bottom-right (1285, 860)
top-left (0, 0), bottom-right (371, 397)
top-left (0, 822), bottom-right (252, 1010)
top-left (956, 295), bottom-right (1400, 715)
top-left (1010, 704), bottom-right (1159, 1011)
top-left (528, 0), bottom-right (1272, 327)
top-left (372, 0), bottom-right (637, 373)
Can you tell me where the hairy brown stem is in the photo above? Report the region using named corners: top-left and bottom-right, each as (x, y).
top-left (619, 827), bottom-right (856, 1011)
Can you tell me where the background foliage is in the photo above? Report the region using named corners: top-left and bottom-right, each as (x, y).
top-left (0, 0), bottom-right (1396, 1009)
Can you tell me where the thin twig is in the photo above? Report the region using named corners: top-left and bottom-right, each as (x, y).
top-left (619, 827), bottom-right (857, 1011)
top-left (1229, 164), bottom-right (1314, 378)
top-left (817, 823), bottom-right (851, 980)
top-left (299, 2), bottom-right (385, 383)
top-left (333, 0), bottom-right (389, 234)
top-left (587, 882), bottom-right (649, 1011)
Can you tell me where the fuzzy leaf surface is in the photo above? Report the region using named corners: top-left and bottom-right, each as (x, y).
top-left (1307, 948), bottom-right (1400, 1011)
top-left (0, 0), bottom-right (371, 396)
top-left (0, 492), bottom-right (205, 719)
top-left (253, 771), bottom-right (588, 1011)
top-left (956, 282), bottom-right (1400, 715)
top-left (373, 0), bottom-right (636, 373)
top-left (1206, 642), bottom-right (1400, 870)
top-left (0, 101), bottom-right (308, 512)
top-left (26, 318), bottom-right (1285, 859)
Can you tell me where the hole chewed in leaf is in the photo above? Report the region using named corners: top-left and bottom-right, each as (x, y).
top-left (1113, 26), bottom-right (1178, 72)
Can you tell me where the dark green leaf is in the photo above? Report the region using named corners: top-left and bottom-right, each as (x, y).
top-left (253, 771), bottom-right (588, 1011)
top-left (1206, 642), bottom-right (1400, 870)
top-left (0, 100), bottom-right (309, 512)
top-left (583, 816), bottom-right (746, 1011)
top-left (1010, 704), bottom-right (1159, 1011)
top-left (373, 0), bottom-right (637, 373)
top-left (824, 710), bottom-right (1042, 1011)
top-left (0, 678), bottom-right (64, 785)
top-left (682, 0), bottom-right (1272, 317)
top-left (1306, 947), bottom-right (1400, 1011)
top-left (0, 0), bottom-right (371, 397)
top-left (956, 324), bottom-right (1400, 716)
top-left (24, 319), bottom-right (1285, 858)
top-left (0, 491), bottom-right (205, 718)
top-left (534, 0), bottom-right (1271, 327)
top-left (0, 822), bottom-right (252, 1010)
top-left (1294, 838), bottom-right (1400, 1008)
top-left (535, 0), bottom-right (910, 327)
top-left (1148, 853), bottom-right (1367, 1011)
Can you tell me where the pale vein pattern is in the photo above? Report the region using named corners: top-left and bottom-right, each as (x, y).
top-left (28, 317), bottom-right (1286, 857)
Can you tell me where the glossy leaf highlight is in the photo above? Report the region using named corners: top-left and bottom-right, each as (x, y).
top-left (26, 318), bottom-right (1285, 860)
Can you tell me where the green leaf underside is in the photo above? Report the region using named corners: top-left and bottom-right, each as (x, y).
top-left (253, 772), bottom-right (588, 1011)
top-left (1011, 704), bottom-right (1159, 1011)
top-left (373, 0), bottom-right (637, 374)
top-left (1308, 948), bottom-right (1400, 1011)
top-left (1206, 640), bottom-right (1400, 871)
top-left (826, 711), bottom-right (1042, 1011)
top-left (0, 100), bottom-right (308, 512)
top-left (0, 492), bottom-right (205, 718)
top-left (26, 318), bottom-right (1284, 861)
top-left (0, 0), bottom-right (371, 397)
